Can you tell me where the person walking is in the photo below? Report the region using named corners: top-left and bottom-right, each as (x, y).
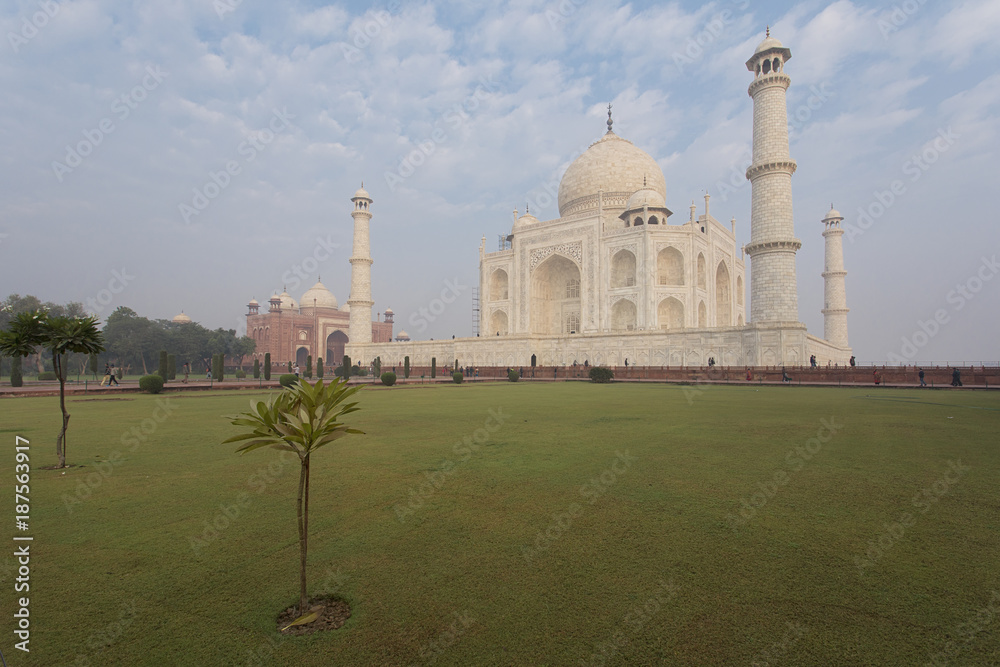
top-left (107, 363), bottom-right (119, 386)
top-left (918, 368), bottom-right (926, 387)
top-left (101, 363), bottom-right (111, 386)
top-left (182, 362), bottom-right (190, 384)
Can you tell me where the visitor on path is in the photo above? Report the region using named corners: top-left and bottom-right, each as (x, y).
top-left (293, 365), bottom-right (300, 378)
top-left (746, 367), bottom-right (752, 381)
top-left (101, 363), bottom-right (112, 386)
top-left (182, 362), bottom-right (190, 384)
top-left (782, 368), bottom-right (791, 383)
top-left (873, 369), bottom-right (881, 385)
top-left (918, 368), bottom-right (926, 387)
top-left (849, 355), bottom-right (856, 367)
top-left (951, 368), bottom-right (963, 387)
top-left (107, 364), bottom-right (119, 386)
top-left (810, 355), bottom-right (817, 367)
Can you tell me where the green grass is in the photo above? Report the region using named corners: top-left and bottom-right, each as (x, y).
top-left (2, 383), bottom-right (999, 665)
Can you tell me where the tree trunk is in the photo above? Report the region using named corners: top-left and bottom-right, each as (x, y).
top-left (297, 456), bottom-right (309, 616)
top-left (54, 351), bottom-right (68, 468)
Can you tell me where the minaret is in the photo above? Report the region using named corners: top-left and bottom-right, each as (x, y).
top-left (821, 206), bottom-right (849, 347)
top-left (348, 185), bottom-right (374, 344)
top-left (744, 29), bottom-right (802, 323)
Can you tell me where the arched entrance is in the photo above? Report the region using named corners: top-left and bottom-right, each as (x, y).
top-left (531, 254), bottom-right (581, 334)
top-left (326, 330), bottom-right (349, 364)
top-left (295, 347), bottom-right (308, 369)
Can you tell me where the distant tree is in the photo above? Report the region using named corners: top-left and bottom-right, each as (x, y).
top-left (88, 352), bottom-right (99, 378)
top-left (316, 357), bottom-right (324, 379)
top-left (372, 356), bottom-right (381, 379)
top-left (158, 350), bottom-right (169, 380)
top-left (232, 336), bottom-right (256, 370)
top-left (10, 355), bottom-right (22, 387)
top-left (404, 356), bottom-right (410, 379)
top-left (167, 354), bottom-right (176, 380)
top-left (340, 355), bottom-right (351, 380)
top-left (253, 358), bottom-right (260, 379)
top-left (455, 359), bottom-right (459, 372)
top-left (264, 353), bottom-right (271, 381)
top-left (431, 357), bottom-right (436, 378)
top-left (213, 353), bottom-right (224, 382)
top-left (306, 355), bottom-right (313, 379)
top-left (288, 361), bottom-right (293, 373)
top-left (0, 311), bottom-right (105, 467)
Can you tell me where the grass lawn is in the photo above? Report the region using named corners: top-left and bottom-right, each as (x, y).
top-left (2, 382), bottom-right (999, 665)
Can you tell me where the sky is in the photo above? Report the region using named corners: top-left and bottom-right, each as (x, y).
top-left (1, 0), bottom-right (998, 364)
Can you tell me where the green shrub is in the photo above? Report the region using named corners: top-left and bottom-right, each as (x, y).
top-left (88, 353), bottom-right (99, 377)
top-left (404, 356), bottom-right (410, 379)
top-left (11, 356), bottom-right (22, 387)
top-left (507, 369), bottom-right (519, 382)
top-left (235, 369), bottom-right (246, 379)
top-left (167, 354), bottom-right (176, 380)
top-left (452, 372), bottom-right (463, 384)
top-left (341, 355), bottom-right (351, 380)
top-left (373, 356), bottom-right (381, 378)
top-left (306, 355), bottom-right (312, 379)
top-left (158, 350), bottom-right (169, 380)
top-left (38, 371), bottom-right (57, 381)
top-left (264, 353), bottom-right (271, 381)
top-left (351, 365), bottom-right (367, 377)
top-left (380, 371), bottom-right (396, 387)
top-left (589, 367), bottom-right (614, 383)
top-left (253, 358), bottom-right (260, 379)
top-left (316, 357), bottom-right (323, 379)
top-left (279, 374), bottom-right (299, 388)
top-left (288, 361), bottom-right (293, 373)
top-left (431, 357), bottom-right (436, 379)
top-left (139, 374), bottom-right (164, 394)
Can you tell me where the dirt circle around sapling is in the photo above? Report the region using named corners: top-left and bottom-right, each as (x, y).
top-left (276, 596), bottom-right (351, 636)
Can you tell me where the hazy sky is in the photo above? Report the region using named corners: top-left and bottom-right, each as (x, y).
top-left (2, 0), bottom-right (998, 363)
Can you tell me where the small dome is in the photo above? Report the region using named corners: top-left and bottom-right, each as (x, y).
top-left (384, 307), bottom-right (394, 315)
top-left (353, 185), bottom-right (371, 200)
top-left (514, 212), bottom-right (539, 229)
top-left (248, 299), bottom-right (259, 307)
top-left (172, 312), bottom-right (192, 324)
top-left (395, 330), bottom-right (410, 341)
top-left (626, 188), bottom-right (666, 210)
top-left (300, 281), bottom-right (338, 310)
top-left (340, 302), bottom-right (350, 313)
top-left (823, 206), bottom-right (843, 221)
top-left (279, 290), bottom-right (298, 312)
top-left (754, 35), bottom-right (783, 54)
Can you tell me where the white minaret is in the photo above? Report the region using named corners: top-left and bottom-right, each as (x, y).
top-left (821, 205), bottom-right (849, 347)
top-left (348, 185), bottom-right (374, 344)
top-left (744, 29), bottom-right (802, 324)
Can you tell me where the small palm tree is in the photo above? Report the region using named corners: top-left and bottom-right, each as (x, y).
top-left (224, 378), bottom-right (364, 619)
top-left (0, 311), bottom-right (104, 468)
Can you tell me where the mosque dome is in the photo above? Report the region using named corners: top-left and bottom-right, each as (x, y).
top-left (248, 298), bottom-right (259, 307)
top-left (278, 290), bottom-right (298, 312)
top-left (172, 312), bottom-right (192, 324)
top-left (754, 35), bottom-right (783, 54)
top-left (396, 330), bottom-right (410, 341)
top-left (558, 131), bottom-right (666, 217)
top-left (300, 281), bottom-right (338, 310)
top-left (353, 185), bottom-right (371, 200)
top-left (626, 188), bottom-right (667, 210)
top-left (513, 211), bottom-right (540, 230)
top-left (823, 206), bottom-right (843, 221)
top-left (384, 307), bottom-right (394, 316)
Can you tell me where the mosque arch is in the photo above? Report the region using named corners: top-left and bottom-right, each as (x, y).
top-left (648, 215), bottom-right (659, 225)
top-left (736, 275), bottom-right (744, 307)
top-left (296, 347), bottom-right (309, 368)
top-left (490, 269), bottom-right (509, 301)
top-left (489, 310), bottom-right (509, 335)
top-left (611, 299), bottom-right (636, 331)
top-left (657, 247), bottom-right (684, 286)
top-left (326, 330), bottom-right (348, 365)
top-left (763, 58), bottom-right (771, 74)
top-left (610, 249), bottom-right (636, 288)
top-left (634, 216), bottom-right (644, 226)
top-left (531, 254), bottom-right (582, 335)
top-left (716, 261), bottom-right (732, 327)
top-left (657, 297), bottom-right (684, 330)
top-left (697, 253), bottom-right (707, 289)
top-left (698, 300), bottom-right (707, 327)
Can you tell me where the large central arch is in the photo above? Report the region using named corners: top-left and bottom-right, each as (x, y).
top-left (326, 330), bottom-right (348, 364)
top-left (531, 254), bottom-right (581, 334)
top-left (716, 262), bottom-right (732, 326)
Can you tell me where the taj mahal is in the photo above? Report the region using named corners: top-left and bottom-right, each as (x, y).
top-left (247, 32), bottom-right (851, 370)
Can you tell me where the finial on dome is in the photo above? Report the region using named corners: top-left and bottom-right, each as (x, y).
top-left (766, 25), bottom-right (770, 38)
top-left (606, 103), bottom-right (613, 133)
top-left (644, 174), bottom-right (647, 187)
top-left (525, 202), bottom-right (529, 214)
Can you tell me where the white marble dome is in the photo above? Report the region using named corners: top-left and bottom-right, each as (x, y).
top-left (558, 131), bottom-right (666, 217)
top-left (300, 281), bottom-right (338, 310)
top-left (172, 312), bottom-right (192, 324)
top-left (626, 187), bottom-right (666, 210)
top-left (278, 290), bottom-right (298, 312)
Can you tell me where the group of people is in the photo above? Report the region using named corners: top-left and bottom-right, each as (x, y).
top-left (100, 363), bottom-right (119, 386)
